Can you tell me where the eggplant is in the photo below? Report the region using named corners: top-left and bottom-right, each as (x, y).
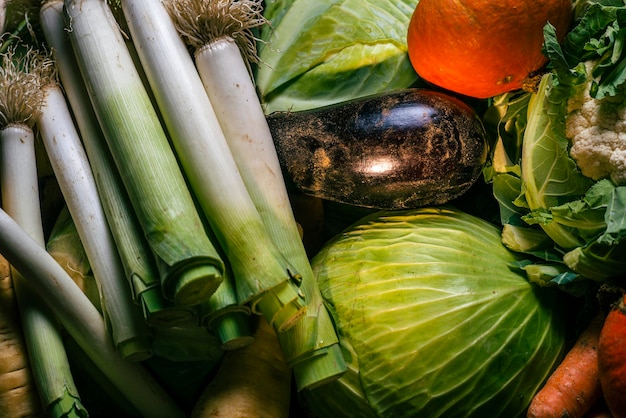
top-left (266, 88), bottom-right (489, 210)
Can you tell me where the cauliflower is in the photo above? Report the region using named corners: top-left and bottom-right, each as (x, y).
top-left (565, 62), bottom-right (626, 186)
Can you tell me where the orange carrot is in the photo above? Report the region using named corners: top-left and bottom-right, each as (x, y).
top-left (0, 255), bottom-right (43, 416)
top-left (527, 313), bottom-right (605, 418)
top-left (598, 293), bottom-right (626, 418)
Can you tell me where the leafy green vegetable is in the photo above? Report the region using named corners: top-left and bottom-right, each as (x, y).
top-left (256, 0), bottom-right (421, 113)
top-left (545, 0), bottom-right (626, 97)
top-left (486, 0), bottom-right (626, 285)
top-left (303, 207), bottom-right (568, 418)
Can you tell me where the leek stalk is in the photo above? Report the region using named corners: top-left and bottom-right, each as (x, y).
top-left (0, 45), bottom-right (86, 417)
top-left (47, 206), bottom-right (102, 310)
top-left (62, 336), bottom-right (142, 418)
top-left (37, 62), bottom-right (152, 362)
top-left (0, 207), bottom-right (186, 418)
top-left (199, 265), bottom-right (255, 350)
top-left (150, 323), bottom-right (224, 363)
top-left (165, 0), bottom-right (346, 389)
top-left (64, 0), bottom-right (224, 307)
top-left (0, 0), bottom-right (6, 33)
top-left (39, 0), bottom-right (191, 326)
top-left (119, 0), bottom-right (306, 332)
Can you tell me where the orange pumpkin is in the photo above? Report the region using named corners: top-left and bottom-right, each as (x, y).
top-left (407, 0), bottom-right (573, 99)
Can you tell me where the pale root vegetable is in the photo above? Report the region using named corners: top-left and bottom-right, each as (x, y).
top-left (191, 318), bottom-right (292, 418)
top-left (0, 255), bottom-right (42, 417)
top-left (527, 313), bottom-right (604, 418)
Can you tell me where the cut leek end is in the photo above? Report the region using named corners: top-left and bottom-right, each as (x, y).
top-left (255, 279), bottom-right (307, 332)
top-left (48, 391), bottom-right (88, 418)
top-left (172, 264), bottom-right (222, 307)
top-left (117, 336), bottom-right (154, 363)
top-left (130, 273), bottom-right (161, 302)
top-left (210, 310), bottom-right (255, 350)
top-left (140, 287), bottom-right (197, 327)
top-left (292, 344), bottom-right (347, 391)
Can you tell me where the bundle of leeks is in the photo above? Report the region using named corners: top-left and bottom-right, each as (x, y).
top-left (0, 0), bottom-right (346, 416)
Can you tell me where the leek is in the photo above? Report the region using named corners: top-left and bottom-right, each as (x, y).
top-left (119, 0), bottom-right (306, 332)
top-left (36, 53), bottom-right (152, 362)
top-left (0, 0), bottom-right (6, 33)
top-left (64, 0), bottom-right (224, 307)
top-left (198, 264), bottom-right (255, 350)
top-left (165, 0), bottom-right (346, 389)
top-left (63, 336), bottom-right (142, 418)
top-left (39, 0), bottom-right (191, 326)
top-left (47, 206), bottom-right (101, 310)
top-left (0, 45), bottom-right (86, 418)
top-left (0, 207), bottom-right (186, 418)
top-left (150, 323), bottom-right (224, 363)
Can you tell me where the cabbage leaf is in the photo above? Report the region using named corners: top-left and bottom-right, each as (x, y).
top-left (256, 0), bottom-right (421, 113)
top-left (521, 75), bottom-right (595, 249)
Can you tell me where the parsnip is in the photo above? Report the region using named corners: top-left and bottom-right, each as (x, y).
top-left (191, 317), bottom-right (292, 418)
top-left (0, 255), bottom-right (42, 417)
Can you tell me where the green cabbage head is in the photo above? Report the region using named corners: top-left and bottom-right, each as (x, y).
top-left (303, 206), bottom-right (567, 418)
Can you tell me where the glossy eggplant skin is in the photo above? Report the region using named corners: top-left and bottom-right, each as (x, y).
top-left (266, 88), bottom-right (489, 210)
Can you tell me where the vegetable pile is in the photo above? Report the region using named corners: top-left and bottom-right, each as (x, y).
top-left (0, 0), bottom-right (624, 417)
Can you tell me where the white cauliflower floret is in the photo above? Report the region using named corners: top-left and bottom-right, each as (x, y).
top-left (565, 62), bottom-right (626, 185)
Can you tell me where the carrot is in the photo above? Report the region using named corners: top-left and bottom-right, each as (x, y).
top-left (527, 312), bottom-right (605, 418)
top-left (597, 293), bottom-right (626, 418)
top-left (0, 254), bottom-right (43, 416)
top-left (191, 317), bottom-right (292, 418)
